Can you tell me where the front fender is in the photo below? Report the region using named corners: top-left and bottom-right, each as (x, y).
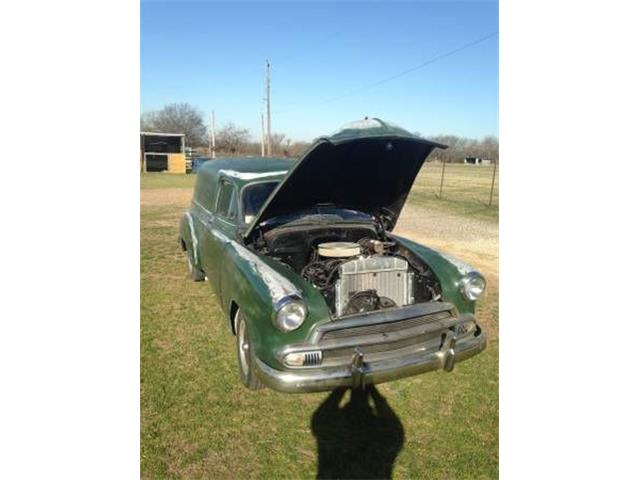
top-left (220, 241), bottom-right (331, 368)
top-left (391, 235), bottom-right (478, 314)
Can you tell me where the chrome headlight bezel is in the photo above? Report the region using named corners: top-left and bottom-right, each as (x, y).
top-left (459, 271), bottom-right (486, 301)
top-left (274, 296), bottom-right (307, 332)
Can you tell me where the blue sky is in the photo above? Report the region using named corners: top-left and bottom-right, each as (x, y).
top-left (141, 1), bottom-right (498, 142)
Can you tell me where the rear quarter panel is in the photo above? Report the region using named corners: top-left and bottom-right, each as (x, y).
top-left (179, 211), bottom-right (200, 266)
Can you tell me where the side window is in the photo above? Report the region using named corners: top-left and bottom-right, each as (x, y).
top-left (215, 180), bottom-right (237, 220)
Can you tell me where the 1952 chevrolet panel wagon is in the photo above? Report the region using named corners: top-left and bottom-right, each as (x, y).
top-left (179, 118), bottom-right (487, 393)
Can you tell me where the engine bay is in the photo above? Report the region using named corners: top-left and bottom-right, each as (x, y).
top-left (252, 224), bottom-right (442, 318)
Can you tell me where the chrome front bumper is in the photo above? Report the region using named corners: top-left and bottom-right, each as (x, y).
top-left (254, 305), bottom-right (487, 393)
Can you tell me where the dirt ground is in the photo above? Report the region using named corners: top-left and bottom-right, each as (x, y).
top-left (140, 187), bottom-right (191, 208)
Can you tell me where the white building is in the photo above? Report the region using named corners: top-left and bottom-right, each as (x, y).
top-left (464, 156), bottom-right (492, 165)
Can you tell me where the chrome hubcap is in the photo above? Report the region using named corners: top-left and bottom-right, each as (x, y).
top-left (237, 315), bottom-right (249, 376)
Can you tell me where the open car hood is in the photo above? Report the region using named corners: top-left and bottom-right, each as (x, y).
top-left (244, 118), bottom-right (447, 240)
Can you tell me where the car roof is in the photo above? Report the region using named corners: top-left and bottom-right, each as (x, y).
top-left (198, 157), bottom-right (294, 186)
top-left (193, 157), bottom-right (295, 211)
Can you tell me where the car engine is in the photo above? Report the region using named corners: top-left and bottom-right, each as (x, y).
top-left (300, 239), bottom-right (441, 317)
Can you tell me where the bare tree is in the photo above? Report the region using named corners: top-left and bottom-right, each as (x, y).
top-left (140, 103), bottom-right (207, 147)
top-left (269, 133), bottom-right (287, 149)
top-left (479, 135), bottom-right (499, 162)
top-left (216, 123), bottom-right (251, 154)
top-left (426, 134), bottom-right (499, 163)
top-left (288, 141), bottom-right (312, 158)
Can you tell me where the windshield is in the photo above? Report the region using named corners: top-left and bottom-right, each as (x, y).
top-left (242, 181), bottom-right (279, 224)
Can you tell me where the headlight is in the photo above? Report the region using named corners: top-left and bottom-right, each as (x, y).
top-left (459, 271), bottom-right (486, 301)
top-left (274, 298), bottom-right (307, 332)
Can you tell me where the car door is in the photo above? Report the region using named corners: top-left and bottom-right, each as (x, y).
top-left (202, 177), bottom-right (239, 303)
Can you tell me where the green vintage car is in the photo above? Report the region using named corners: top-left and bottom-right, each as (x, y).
top-left (179, 118), bottom-right (487, 393)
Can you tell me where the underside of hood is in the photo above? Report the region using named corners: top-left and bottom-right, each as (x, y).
top-left (244, 118), bottom-right (447, 240)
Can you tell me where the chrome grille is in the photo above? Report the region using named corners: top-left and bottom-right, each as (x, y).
top-left (303, 351), bottom-right (322, 366)
top-left (322, 332), bottom-right (442, 361)
top-left (320, 310), bottom-right (453, 341)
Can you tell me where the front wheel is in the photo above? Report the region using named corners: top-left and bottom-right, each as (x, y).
top-left (235, 310), bottom-right (264, 390)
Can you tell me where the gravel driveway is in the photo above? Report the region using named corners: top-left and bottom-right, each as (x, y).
top-left (395, 203), bottom-right (498, 278)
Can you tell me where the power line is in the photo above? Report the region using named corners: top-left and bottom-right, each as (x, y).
top-left (277, 31), bottom-right (498, 113)
top-left (329, 31), bottom-right (498, 102)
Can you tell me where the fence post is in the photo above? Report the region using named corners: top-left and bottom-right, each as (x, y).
top-left (438, 160), bottom-right (446, 198)
top-left (488, 160), bottom-right (497, 206)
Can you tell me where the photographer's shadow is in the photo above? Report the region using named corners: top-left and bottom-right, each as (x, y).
top-left (311, 385), bottom-right (405, 479)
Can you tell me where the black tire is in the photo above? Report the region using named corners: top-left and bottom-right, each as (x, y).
top-left (186, 248), bottom-right (205, 282)
top-left (234, 310), bottom-right (264, 390)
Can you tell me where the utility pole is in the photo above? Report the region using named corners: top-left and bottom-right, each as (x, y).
top-left (210, 110), bottom-right (216, 159)
top-left (265, 59), bottom-right (272, 156)
top-left (260, 113), bottom-right (265, 157)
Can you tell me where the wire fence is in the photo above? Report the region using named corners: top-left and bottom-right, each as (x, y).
top-left (411, 162), bottom-right (499, 208)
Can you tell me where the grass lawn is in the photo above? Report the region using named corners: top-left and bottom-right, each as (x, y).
top-left (141, 165), bottom-right (498, 479)
top-left (408, 163), bottom-right (499, 223)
